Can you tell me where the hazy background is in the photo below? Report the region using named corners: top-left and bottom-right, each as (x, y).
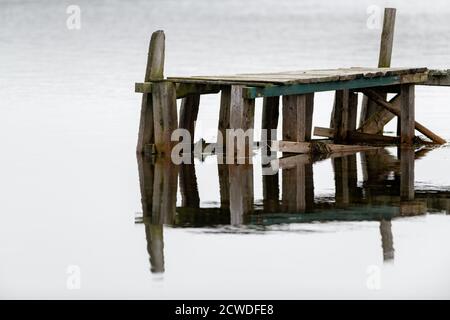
top-left (1, 0), bottom-right (450, 299)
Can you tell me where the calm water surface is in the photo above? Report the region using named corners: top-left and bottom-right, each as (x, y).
top-left (1, 0), bottom-right (450, 299)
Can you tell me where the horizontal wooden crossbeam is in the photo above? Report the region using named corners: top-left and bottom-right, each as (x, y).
top-left (135, 82), bottom-right (221, 98)
top-left (243, 73), bottom-right (427, 99)
top-left (271, 140), bottom-right (379, 154)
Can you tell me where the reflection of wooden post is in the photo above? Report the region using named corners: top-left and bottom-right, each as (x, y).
top-left (137, 31), bottom-right (165, 154)
top-left (263, 171), bottom-right (280, 213)
top-left (333, 155), bottom-right (358, 206)
top-left (179, 156), bottom-right (200, 208)
top-left (282, 162), bottom-right (314, 212)
top-left (229, 164), bottom-right (253, 225)
top-left (137, 156), bottom-right (177, 274)
top-left (400, 147), bottom-right (414, 201)
top-left (218, 161), bottom-right (230, 209)
top-left (379, 219), bottom-right (394, 261)
top-left (152, 159), bottom-right (179, 224)
top-left (145, 224), bottom-right (164, 273)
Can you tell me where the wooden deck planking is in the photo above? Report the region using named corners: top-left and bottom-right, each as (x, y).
top-left (165, 67), bottom-right (427, 86)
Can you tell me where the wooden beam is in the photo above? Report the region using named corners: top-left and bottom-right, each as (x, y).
top-left (421, 69), bottom-right (450, 86)
top-left (333, 90), bottom-right (357, 142)
top-left (218, 87), bottom-right (231, 147)
top-left (242, 73), bottom-right (426, 99)
top-left (361, 89), bottom-right (446, 144)
top-left (314, 126), bottom-right (400, 144)
top-left (137, 30), bottom-right (165, 154)
top-left (358, 93), bottom-right (399, 134)
top-left (272, 140), bottom-right (378, 154)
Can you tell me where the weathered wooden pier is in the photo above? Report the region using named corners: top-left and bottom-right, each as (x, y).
top-left (135, 8), bottom-right (449, 159)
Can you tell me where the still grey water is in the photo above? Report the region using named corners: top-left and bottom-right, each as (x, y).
top-left (1, 0), bottom-right (450, 299)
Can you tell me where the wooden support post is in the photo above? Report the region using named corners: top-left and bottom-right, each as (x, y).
top-left (360, 8), bottom-right (396, 129)
top-left (227, 85), bottom-right (255, 160)
top-left (400, 84), bottom-right (415, 145)
top-left (229, 164), bottom-right (254, 225)
top-left (261, 96), bottom-right (280, 153)
top-left (218, 87), bottom-right (231, 147)
top-left (333, 90), bottom-right (357, 142)
top-left (179, 156), bottom-right (200, 208)
top-left (152, 82), bottom-right (178, 156)
top-left (282, 93), bottom-right (314, 143)
top-left (137, 30), bottom-right (165, 154)
top-left (179, 94), bottom-right (200, 144)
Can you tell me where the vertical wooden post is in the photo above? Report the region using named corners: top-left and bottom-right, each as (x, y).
top-left (152, 82), bottom-right (178, 156)
top-left (282, 93), bottom-right (314, 143)
top-left (261, 96), bottom-right (280, 152)
top-left (333, 90), bottom-right (357, 142)
top-left (400, 84), bottom-right (415, 145)
top-left (218, 87), bottom-right (231, 147)
top-left (360, 8), bottom-right (396, 129)
top-left (137, 30), bottom-right (165, 154)
top-left (229, 164), bottom-right (254, 225)
top-left (227, 85), bottom-right (255, 160)
top-left (179, 94), bottom-right (200, 144)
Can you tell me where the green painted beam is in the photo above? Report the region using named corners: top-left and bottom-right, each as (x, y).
top-left (243, 76), bottom-right (404, 99)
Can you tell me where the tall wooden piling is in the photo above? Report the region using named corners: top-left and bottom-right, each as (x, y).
top-left (137, 31), bottom-right (165, 154)
top-left (218, 87), bottom-right (231, 147)
top-left (261, 96), bottom-right (280, 151)
top-left (400, 84), bottom-right (415, 145)
top-left (359, 8), bottom-right (396, 129)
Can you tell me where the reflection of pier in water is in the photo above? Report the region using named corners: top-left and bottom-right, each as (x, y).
top-left (136, 148), bottom-right (450, 273)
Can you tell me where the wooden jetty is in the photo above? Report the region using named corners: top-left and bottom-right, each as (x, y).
top-left (135, 8), bottom-right (448, 159)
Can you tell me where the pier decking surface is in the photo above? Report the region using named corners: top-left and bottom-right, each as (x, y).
top-left (166, 67), bottom-right (428, 86)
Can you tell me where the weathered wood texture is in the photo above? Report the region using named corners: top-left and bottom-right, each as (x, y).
top-left (359, 93), bottom-right (399, 134)
top-left (361, 89), bottom-right (446, 144)
top-left (227, 85), bottom-right (255, 159)
top-left (282, 93), bottom-right (314, 142)
top-left (314, 127), bottom-right (400, 144)
top-left (332, 90), bottom-right (357, 142)
top-left (179, 94), bottom-right (200, 142)
top-left (360, 8), bottom-right (396, 129)
top-left (218, 87), bottom-right (231, 145)
top-left (422, 69), bottom-right (450, 86)
top-left (400, 147), bottom-right (415, 201)
top-left (168, 67), bottom-right (424, 86)
top-left (400, 84), bottom-right (415, 145)
top-left (137, 31), bottom-right (165, 154)
top-left (152, 82), bottom-right (178, 155)
top-left (179, 159), bottom-right (200, 208)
